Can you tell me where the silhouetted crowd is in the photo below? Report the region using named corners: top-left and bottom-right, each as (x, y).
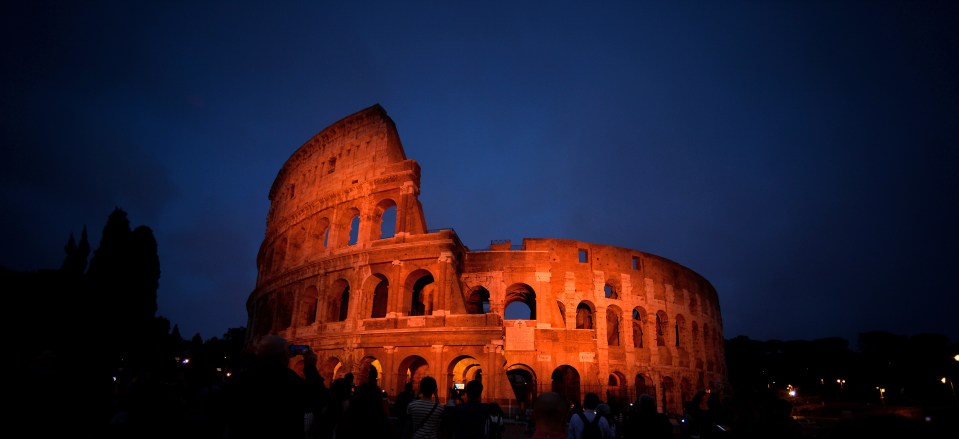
top-left (89, 334), bottom-right (956, 439)
top-left (100, 334), bottom-right (509, 439)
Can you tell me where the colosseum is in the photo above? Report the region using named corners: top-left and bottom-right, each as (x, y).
top-left (247, 104), bottom-right (727, 416)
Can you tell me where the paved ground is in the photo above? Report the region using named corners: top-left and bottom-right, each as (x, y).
top-left (502, 421), bottom-right (531, 439)
top-left (499, 419), bottom-right (685, 439)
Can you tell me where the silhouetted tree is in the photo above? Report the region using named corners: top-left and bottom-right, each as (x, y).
top-left (86, 207), bottom-right (161, 372)
top-left (4, 207), bottom-right (251, 437)
top-left (60, 225), bottom-right (90, 275)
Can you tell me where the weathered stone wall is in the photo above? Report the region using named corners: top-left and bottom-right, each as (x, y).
top-left (248, 104), bottom-right (727, 416)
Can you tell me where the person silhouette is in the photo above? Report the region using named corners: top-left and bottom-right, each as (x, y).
top-left (623, 394), bottom-right (672, 439)
top-left (449, 380), bottom-right (489, 439)
top-left (334, 382), bottom-right (394, 439)
top-left (221, 335), bottom-right (314, 439)
top-left (395, 382), bottom-right (417, 436)
top-left (406, 376), bottom-right (444, 439)
top-left (529, 392), bottom-right (568, 439)
top-left (487, 402), bottom-right (506, 439)
top-left (568, 392), bottom-right (615, 439)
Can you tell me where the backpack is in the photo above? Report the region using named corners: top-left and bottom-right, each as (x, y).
top-left (578, 412), bottom-right (603, 439)
top-left (487, 414), bottom-right (504, 439)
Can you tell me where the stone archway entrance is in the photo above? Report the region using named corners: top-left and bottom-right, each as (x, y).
top-left (607, 371), bottom-right (627, 410)
top-left (318, 356), bottom-right (343, 385)
top-left (506, 364), bottom-right (536, 415)
top-left (447, 356), bottom-right (482, 402)
top-left (357, 356), bottom-right (383, 387)
top-left (397, 355), bottom-right (431, 397)
top-left (551, 365), bottom-right (580, 405)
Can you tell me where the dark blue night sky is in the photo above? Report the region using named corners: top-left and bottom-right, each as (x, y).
top-left (3, 1), bottom-right (957, 344)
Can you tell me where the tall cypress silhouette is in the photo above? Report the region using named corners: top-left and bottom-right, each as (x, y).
top-left (7, 208), bottom-right (166, 437)
top-left (86, 207), bottom-right (161, 371)
top-left (60, 225), bottom-right (90, 275)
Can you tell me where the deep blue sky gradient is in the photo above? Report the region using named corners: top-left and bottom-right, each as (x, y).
top-left (3, 1), bottom-right (957, 344)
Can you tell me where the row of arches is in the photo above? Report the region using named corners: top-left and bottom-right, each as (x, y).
top-left (508, 364), bottom-right (709, 416)
top-left (297, 353), bottom-right (484, 403)
top-left (507, 365), bottom-right (709, 414)
top-left (254, 269), bottom-right (435, 334)
top-left (594, 279), bottom-right (720, 321)
top-left (254, 267), bottom-right (544, 337)
top-left (255, 274), bottom-right (721, 367)
top-left (559, 301), bottom-right (723, 359)
top-left (260, 198), bottom-right (399, 276)
top-left (290, 350), bottom-right (719, 416)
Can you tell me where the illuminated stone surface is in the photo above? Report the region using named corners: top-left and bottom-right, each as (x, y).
top-left (248, 104), bottom-right (727, 414)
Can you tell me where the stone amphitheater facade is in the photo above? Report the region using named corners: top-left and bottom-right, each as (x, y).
top-left (248, 104), bottom-right (727, 415)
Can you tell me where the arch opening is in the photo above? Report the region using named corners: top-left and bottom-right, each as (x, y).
top-left (466, 287), bottom-right (490, 314)
top-left (506, 365), bottom-right (537, 416)
top-left (504, 284), bottom-right (536, 320)
top-left (606, 306), bottom-right (621, 346)
top-left (551, 365), bottom-right (581, 406)
top-left (410, 273), bottom-right (436, 316)
top-left (369, 274), bottom-right (389, 318)
top-left (575, 302), bottom-right (594, 329)
top-left (398, 355), bottom-right (431, 397)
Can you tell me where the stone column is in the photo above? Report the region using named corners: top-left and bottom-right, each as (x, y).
top-left (397, 181), bottom-right (416, 234)
top-left (290, 286), bottom-right (302, 330)
top-left (389, 260), bottom-right (403, 317)
top-left (436, 251), bottom-right (453, 314)
top-left (383, 346), bottom-right (397, 396)
top-left (595, 305), bottom-right (609, 399)
top-left (485, 342), bottom-right (503, 401)
top-left (431, 345), bottom-right (447, 400)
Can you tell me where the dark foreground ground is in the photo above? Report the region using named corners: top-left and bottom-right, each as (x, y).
top-left (499, 405), bottom-right (959, 439)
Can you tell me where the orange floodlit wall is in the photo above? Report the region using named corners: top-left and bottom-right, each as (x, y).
top-left (248, 104), bottom-right (727, 415)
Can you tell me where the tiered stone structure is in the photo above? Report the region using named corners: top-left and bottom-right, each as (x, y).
top-left (248, 104), bottom-right (727, 415)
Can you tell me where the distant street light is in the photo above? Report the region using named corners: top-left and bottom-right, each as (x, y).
top-left (943, 377), bottom-right (956, 397)
top-left (837, 379), bottom-right (845, 389)
top-left (877, 387), bottom-right (886, 407)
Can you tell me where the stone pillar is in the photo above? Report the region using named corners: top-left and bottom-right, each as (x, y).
top-left (595, 305), bottom-right (608, 342)
top-left (431, 344), bottom-right (447, 398)
top-left (327, 208), bottom-right (342, 249)
top-left (436, 252), bottom-right (453, 314)
top-left (485, 342), bottom-right (503, 401)
top-left (397, 181), bottom-right (416, 234)
top-left (383, 346), bottom-right (397, 396)
top-left (389, 260), bottom-right (403, 317)
top-left (564, 272), bottom-right (577, 330)
top-left (290, 287), bottom-right (301, 330)
top-left (595, 305), bottom-right (610, 400)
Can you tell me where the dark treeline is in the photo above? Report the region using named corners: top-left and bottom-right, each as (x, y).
top-left (726, 333), bottom-right (958, 407)
top-left (725, 333), bottom-right (959, 437)
top-left (5, 207), bottom-right (246, 438)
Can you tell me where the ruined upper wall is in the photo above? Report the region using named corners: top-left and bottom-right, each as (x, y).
top-left (266, 104), bottom-right (416, 223)
top-left (257, 105), bottom-right (429, 280)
